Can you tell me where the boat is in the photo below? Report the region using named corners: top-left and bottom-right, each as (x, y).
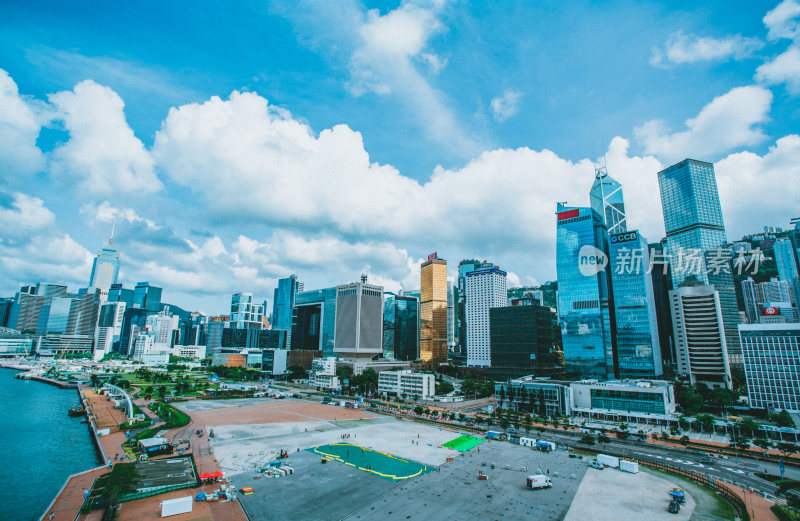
top-left (68, 405), bottom-right (86, 417)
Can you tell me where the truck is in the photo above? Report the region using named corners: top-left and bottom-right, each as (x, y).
top-left (596, 454), bottom-right (619, 468)
top-left (486, 431), bottom-right (506, 440)
top-left (536, 441), bottom-right (556, 452)
top-left (619, 460), bottom-right (639, 473)
top-left (526, 475), bottom-right (553, 490)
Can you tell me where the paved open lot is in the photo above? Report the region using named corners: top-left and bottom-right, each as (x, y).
top-left (564, 465), bottom-right (695, 521)
top-left (240, 438), bottom-right (586, 521)
top-left (174, 398), bottom-right (374, 425)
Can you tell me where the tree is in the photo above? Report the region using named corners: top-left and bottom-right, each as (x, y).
top-left (287, 365), bottom-right (307, 381)
top-left (770, 409), bottom-right (794, 428)
top-left (580, 433), bottom-right (595, 445)
top-left (752, 438), bottom-right (772, 456)
top-left (436, 381), bottom-right (454, 395)
top-left (695, 413), bottom-right (715, 432)
top-left (597, 433), bottom-right (611, 448)
top-left (523, 414), bottom-right (532, 434)
top-left (413, 405), bottom-right (424, 415)
top-left (679, 435), bottom-right (690, 445)
top-left (90, 374), bottom-right (101, 388)
top-left (500, 417), bottom-right (510, 430)
top-left (729, 437), bottom-right (751, 454)
top-left (777, 442), bottom-right (799, 459)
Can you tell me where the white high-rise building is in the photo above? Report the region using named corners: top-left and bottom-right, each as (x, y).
top-left (465, 267), bottom-right (507, 367)
top-left (230, 292), bottom-right (264, 330)
top-left (146, 310), bottom-right (178, 345)
top-left (756, 278), bottom-right (792, 304)
top-left (94, 301), bottom-right (126, 361)
top-left (670, 284), bottom-right (731, 388)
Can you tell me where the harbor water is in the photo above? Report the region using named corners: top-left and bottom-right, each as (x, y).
top-left (0, 369), bottom-right (101, 521)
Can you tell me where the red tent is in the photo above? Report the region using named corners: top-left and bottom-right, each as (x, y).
top-left (199, 471), bottom-right (224, 479)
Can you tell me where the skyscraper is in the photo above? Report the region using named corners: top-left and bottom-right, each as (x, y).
top-left (465, 266), bottom-right (507, 367)
top-left (589, 166), bottom-right (627, 234)
top-left (556, 204), bottom-right (614, 379)
top-left (334, 281), bottom-right (383, 359)
top-left (273, 274), bottom-right (302, 347)
top-left (670, 282), bottom-right (732, 388)
top-left (657, 159), bottom-right (740, 366)
top-left (133, 282), bottom-right (162, 312)
top-left (230, 292), bottom-right (264, 329)
top-left (383, 293), bottom-right (419, 361)
top-left (608, 230), bottom-right (662, 378)
top-left (457, 259), bottom-right (493, 354)
top-left (420, 254), bottom-right (448, 367)
top-left (89, 232), bottom-right (121, 293)
top-left (293, 286), bottom-right (337, 354)
top-left (775, 239), bottom-right (800, 281)
top-left (741, 277), bottom-right (759, 324)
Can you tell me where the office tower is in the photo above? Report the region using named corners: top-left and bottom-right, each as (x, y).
top-left (292, 287), bottom-right (337, 354)
top-left (792, 278), bottom-right (800, 310)
top-left (146, 310), bottom-right (178, 345)
top-left (383, 293), bottom-right (420, 361)
top-left (0, 298), bottom-right (13, 328)
top-left (608, 230), bottom-right (663, 378)
top-left (89, 232), bottom-right (121, 293)
top-left (204, 317), bottom-right (228, 356)
top-left (95, 301), bottom-right (127, 360)
top-left (117, 308), bottom-right (152, 355)
top-left (755, 278), bottom-right (792, 303)
top-left (182, 313), bottom-right (208, 346)
top-left (670, 282), bottom-right (732, 388)
top-left (556, 204), bottom-right (614, 379)
top-left (108, 284), bottom-right (135, 307)
top-left (272, 275), bottom-right (302, 347)
top-left (775, 239), bottom-right (800, 281)
top-left (465, 266), bottom-right (507, 367)
top-left (230, 292), bottom-right (264, 329)
top-left (420, 254), bottom-right (448, 366)
top-left (457, 259), bottom-right (494, 353)
top-left (589, 166), bottom-right (627, 234)
top-left (7, 287), bottom-right (45, 332)
top-left (741, 278), bottom-right (759, 324)
top-left (740, 323), bottom-right (800, 411)
top-left (649, 241), bottom-right (675, 363)
top-left (447, 281), bottom-right (456, 352)
top-left (75, 288), bottom-right (102, 337)
top-left (42, 297), bottom-right (77, 334)
top-left (133, 282), bottom-right (162, 312)
top-left (333, 281), bottom-right (383, 358)
top-left (489, 303), bottom-right (560, 380)
top-left (657, 158), bottom-right (740, 366)
top-left (35, 283), bottom-right (68, 299)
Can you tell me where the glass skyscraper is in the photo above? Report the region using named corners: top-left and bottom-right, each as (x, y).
top-left (774, 239), bottom-right (799, 281)
top-left (89, 235), bottom-right (121, 291)
top-left (657, 159), bottom-right (726, 287)
top-left (657, 159), bottom-right (740, 365)
top-left (556, 204), bottom-right (614, 379)
top-left (589, 166), bottom-right (627, 234)
top-left (421, 255), bottom-right (448, 367)
top-left (293, 287), bottom-right (337, 355)
top-left (608, 230), bottom-right (662, 378)
top-left (383, 293), bottom-right (419, 361)
top-left (272, 275), bottom-right (302, 347)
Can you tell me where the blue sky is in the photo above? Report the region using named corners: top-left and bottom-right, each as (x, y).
top-left (1, 0), bottom-right (799, 313)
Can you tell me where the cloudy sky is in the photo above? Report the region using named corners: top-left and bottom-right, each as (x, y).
top-left (1, 0), bottom-right (799, 313)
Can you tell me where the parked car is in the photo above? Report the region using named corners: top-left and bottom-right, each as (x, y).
top-left (590, 460), bottom-right (604, 470)
top-left (699, 457), bottom-right (715, 465)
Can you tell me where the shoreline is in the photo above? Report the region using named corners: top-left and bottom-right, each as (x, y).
top-left (0, 362), bottom-right (79, 389)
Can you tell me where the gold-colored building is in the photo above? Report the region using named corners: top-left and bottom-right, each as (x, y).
top-left (420, 255), bottom-right (448, 367)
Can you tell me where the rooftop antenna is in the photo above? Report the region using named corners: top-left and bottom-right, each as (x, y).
top-left (109, 222), bottom-right (116, 245)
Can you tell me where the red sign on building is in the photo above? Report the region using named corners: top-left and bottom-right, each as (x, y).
top-left (427, 252), bottom-right (438, 261)
top-left (557, 209), bottom-right (580, 221)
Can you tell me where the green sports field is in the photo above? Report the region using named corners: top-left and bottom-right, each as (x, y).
top-left (307, 443), bottom-right (434, 481)
top-left (441, 434), bottom-right (485, 452)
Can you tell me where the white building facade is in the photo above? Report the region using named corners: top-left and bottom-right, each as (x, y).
top-left (465, 267), bottom-right (507, 367)
top-left (309, 357), bottom-right (341, 390)
top-left (378, 370), bottom-right (436, 399)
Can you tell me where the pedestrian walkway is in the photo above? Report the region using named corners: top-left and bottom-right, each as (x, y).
top-left (43, 467), bottom-right (109, 521)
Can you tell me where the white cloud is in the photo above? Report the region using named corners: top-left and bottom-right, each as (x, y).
top-left (47, 80), bottom-right (161, 195)
top-left (764, 0), bottom-right (800, 42)
top-left (0, 69), bottom-right (46, 181)
top-left (716, 134), bottom-right (800, 236)
top-left (756, 45), bottom-right (800, 94)
top-left (80, 201), bottom-right (160, 230)
top-left (0, 192), bottom-right (55, 239)
top-left (490, 90), bottom-right (523, 122)
top-left (634, 85), bottom-right (772, 163)
top-left (650, 31), bottom-right (764, 67)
